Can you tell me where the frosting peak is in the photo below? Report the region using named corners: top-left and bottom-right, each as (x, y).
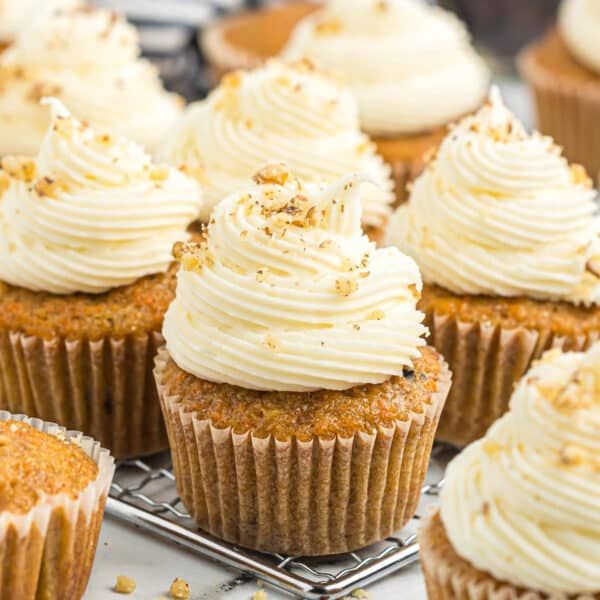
top-left (160, 59), bottom-right (394, 226)
top-left (441, 343), bottom-right (600, 595)
top-left (0, 100), bottom-right (203, 295)
top-left (388, 89), bottom-right (600, 305)
top-left (560, 0), bottom-right (600, 75)
top-left (163, 164), bottom-right (426, 392)
top-left (282, 0), bottom-right (489, 136)
top-left (0, 4), bottom-right (182, 154)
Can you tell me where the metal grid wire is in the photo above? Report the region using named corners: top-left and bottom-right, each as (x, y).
top-left (106, 444), bottom-right (457, 599)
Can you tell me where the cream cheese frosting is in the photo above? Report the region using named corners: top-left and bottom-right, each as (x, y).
top-left (388, 89), bottom-right (600, 305)
top-left (0, 4), bottom-right (182, 155)
top-left (441, 343), bottom-right (600, 595)
top-left (0, 99), bottom-right (203, 295)
top-left (560, 0), bottom-right (600, 75)
top-left (163, 163), bottom-right (426, 392)
top-left (281, 0), bottom-right (489, 137)
top-left (0, 0), bottom-right (80, 43)
top-left (160, 60), bottom-right (394, 226)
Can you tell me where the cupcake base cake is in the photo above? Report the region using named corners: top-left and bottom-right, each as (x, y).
top-left (519, 29), bottom-right (600, 180)
top-left (0, 411), bottom-right (115, 600)
top-left (420, 283), bottom-right (600, 446)
top-left (156, 345), bottom-right (450, 555)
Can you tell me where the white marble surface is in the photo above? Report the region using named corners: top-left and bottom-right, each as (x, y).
top-left (85, 79), bottom-right (533, 600)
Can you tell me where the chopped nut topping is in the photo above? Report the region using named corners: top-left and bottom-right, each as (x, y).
top-left (53, 115), bottom-right (74, 138)
top-left (253, 164), bottom-right (290, 187)
top-left (169, 577), bottom-right (190, 599)
top-left (252, 591), bottom-right (268, 600)
top-left (95, 133), bottom-right (113, 146)
top-left (34, 176), bottom-right (66, 199)
top-left (150, 165), bottom-right (170, 182)
top-left (178, 163), bottom-right (207, 184)
top-left (559, 445), bottom-right (586, 467)
top-left (264, 334), bottom-right (280, 352)
top-left (256, 268), bottom-right (269, 283)
top-left (570, 164), bottom-right (592, 188)
top-left (114, 575), bottom-right (136, 594)
top-left (335, 278), bottom-right (358, 296)
top-left (482, 440), bottom-right (502, 457)
top-left (1, 156), bottom-right (36, 182)
top-left (367, 310), bottom-right (384, 321)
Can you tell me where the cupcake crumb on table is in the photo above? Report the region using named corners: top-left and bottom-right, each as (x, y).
top-left (113, 575), bottom-right (137, 595)
top-left (169, 578), bottom-right (190, 599)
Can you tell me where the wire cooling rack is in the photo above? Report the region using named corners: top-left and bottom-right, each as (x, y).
top-left (106, 444), bottom-right (457, 599)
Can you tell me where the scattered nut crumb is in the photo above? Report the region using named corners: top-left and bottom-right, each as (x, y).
top-left (114, 575), bottom-right (136, 594)
top-left (150, 165), bottom-right (170, 182)
top-left (253, 163), bottom-right (289, 186)
top-left (169, 577), bottom-right (190, 599)
top-left (335, 278), bottom-right (358, 297)
top-left (252, 591), bottom-right (268, 600)
top-left (1, 156), bottom-right (36, 182)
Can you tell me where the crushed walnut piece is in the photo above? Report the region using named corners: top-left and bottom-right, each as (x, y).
top-left (335, 278), bottom-right (358, 297)
top-left (114, 575), bottom-right (136, 594)
top-left (253, 164), bottom-right (290, 187)
top-left (570, 164), bottom-right (592, 188)
top-left (264, 334), bottom-right (281, 352)
top-left (1, 156), bottom-right (36, 182)
top-left (169, 578), bottom-right (190, 599)
top-left (34, 176), bottom-right (67, 199)
top-left (559, 444), bottom-right (586, 467)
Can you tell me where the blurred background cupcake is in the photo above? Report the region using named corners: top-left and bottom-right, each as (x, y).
top-left (420, 343), bottom-right (600, 599)
top-left (0, 100), bottom-right (203, 458)
top-left (520, 0), bottom-right (600, 182)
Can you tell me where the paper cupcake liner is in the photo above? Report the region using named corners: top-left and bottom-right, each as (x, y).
top-left (519, 42), bottom-right (600, 182)
top-left (388, 157), bottom-right (427, 207)
top-left (0, 411), bottom-right (114, 600)
top-left (419, 511), bottom-right (597, 600)
top-left (425, 309), bottom-right (599, 446)
top-left (154, 347), bottom-right (451, 556)
top-left (0, 329), bottom-right (168, 458)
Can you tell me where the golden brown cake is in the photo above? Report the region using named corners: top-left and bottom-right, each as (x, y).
top-left (420, 344), bottom-right (600, 599)
top-left (0, 101), bottom-right (203, 458)
top-left (155, 164), bottom-right (451, 555)
top-left (520, 0), bottom-right (600, 180)
top-left (0, 412), bottom-right (114, 600)
top-left (388, 91), bottom-right (600, 446)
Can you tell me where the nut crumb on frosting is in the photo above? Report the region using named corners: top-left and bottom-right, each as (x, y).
top-left (1, 156), bottom-right (36, 182)
top-left (169, 577), bottom-right (190, 599)
top-left (253, 163), bottom-right (290, 187)
top-left (335, 278), bottom-right (358, 297)
top-left (114, 575), bottom-right (136, 594)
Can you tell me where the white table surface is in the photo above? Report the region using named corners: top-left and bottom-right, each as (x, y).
top-left (85, 79), bottom-right (533, 600)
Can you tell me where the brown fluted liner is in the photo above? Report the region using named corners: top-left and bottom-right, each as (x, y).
top-left (425, 310), bottom-right (600, 447)
top-left (155, 348), bottom-right (451, 556)
top-left (0, 330), bottom-right (168, 458)
top-left (387, 156), bottom-right (427, 207)
top-left (419, 511), bottom-right (599, 600)
top-left (519, 34), bottom-right (600, 182)
top-left (0, 412), bottom-right (114, 600)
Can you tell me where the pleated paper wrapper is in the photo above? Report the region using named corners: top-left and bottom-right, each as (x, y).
top-left (154, 347), bottom-right (451, 556)
top-left (419, 511), bottom-right (598, 600)
top-left (425, 309), bottom-right (599, 447)
top-left (0, 330), bottom-right (167, 458)
top-left (0, 411), bottom-right (115, 600)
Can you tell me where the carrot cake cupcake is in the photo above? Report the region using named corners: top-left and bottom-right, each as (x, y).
top-left (160, 59), bottom-right (394, 237)
top-left (0, 99), bottom-right (203, 457)
top-left (420, 343), bottom-right (600, 599)
top-left (520, 0), bottom-right (600, 180)
top-left (387, 89), bottom-right (600, 446)
top-left (0, 3), bottom-right (182, 156)
top-left (0, 410), bottom-right (114, 600)
top-left (155, 163), bottom-right (451, 555)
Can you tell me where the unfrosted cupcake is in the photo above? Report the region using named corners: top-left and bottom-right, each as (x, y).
top-left (520, 0), bottom-right (600, 180)
top-left (420, 343), bottom-right (600, 599)
top-left (0, 0), bottom-right (79, 50)
top-left (203, 0), bottom-right (489, 200)
top-left (0, 4), bottom-right (182, 155)
top-left (0, 411), bottom-right (115, 600)
top-left (155, 163), bottom-right (451, 555)
top-left (160, 59), bottom-right (394, 237)
top-left (0, 99), bottom-right (203, 457)
top-left (387, 89), bottom-right (600, 446)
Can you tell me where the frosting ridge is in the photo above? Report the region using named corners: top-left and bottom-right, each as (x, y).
top-left (163, 163), bottom-right (426, 392)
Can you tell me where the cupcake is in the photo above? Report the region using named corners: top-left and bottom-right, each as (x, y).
top-left (387, 89), bottom-right (600, 446)
top-left (0, 99), bottom-right (203, 457)
top-left (0, 4), bottom-right (182, 156)
top-left (218, 0), bottom-right (486, 201)
top-left (160, 59), bottom-right (394, 238)
top-left (520, 0), bottom-right (600, 180)
top-left (155, 163), bottom-right (451, 555)
top-left (0, 410), bottom-right (115, 600)
top-left (420, 344), bottom-right (600, 599)
top-left (0, 0), bottom-right (79, 51)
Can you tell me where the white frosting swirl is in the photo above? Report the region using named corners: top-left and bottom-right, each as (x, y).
top-left (0, 100), bottom-right (203, 295)
top-left (0, 5), bottom-right (182, 155)
top-left (282, 0), bottom-right (489, 136)
top-left (160, 60), bottom-right (394, 226)
top-left (560, 0), bottom-right (600, 75)
top-left (163, 164), bottom-right (426, 392)
top-left (388, 89), bottom-right (600, 305)
top-left (441, 343), bottom-right (600, 595)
